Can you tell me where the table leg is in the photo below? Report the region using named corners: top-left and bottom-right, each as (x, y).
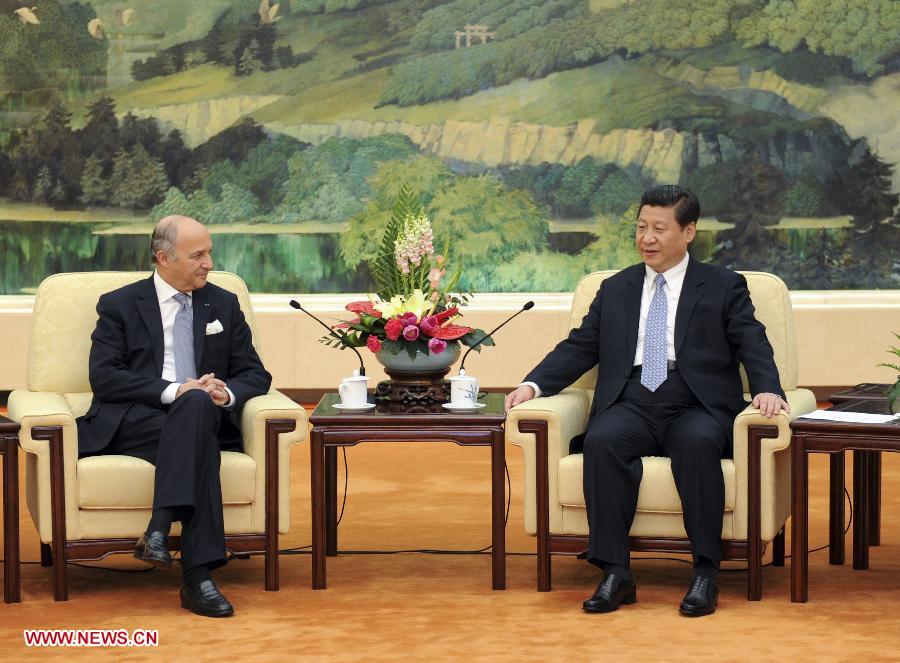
top-left (853, 451), bottom-right (869, 570)
top-left (829, 451), bottom-right (845, 565)
top-left (325, 446), bottom-right (338, 557)
top-left (310, 430), bottom-right (326, 589)
top-left (3, 439), bottom-right (20, 603)
top-left (867, 451), bottom-right (881, 546)
top-left (791, 434), bottom-right (808, 602)
top-left (491, 429), bottom-right (506, 590)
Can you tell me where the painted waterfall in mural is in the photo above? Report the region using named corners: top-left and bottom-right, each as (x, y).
top-left (0, 0), bottom-right (898, 294)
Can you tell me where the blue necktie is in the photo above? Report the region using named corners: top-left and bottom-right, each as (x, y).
top-left (173, 293), bottom-right (196, 383)
top-left (640, 274), bottom-right (668, 392)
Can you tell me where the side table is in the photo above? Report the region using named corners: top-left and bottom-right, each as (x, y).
top-left (790, 399), bottom-right (900, 602)
top-left (308, 393), bottom-right (507, 590)
top-left (0, 415), bottom-right (20, 603)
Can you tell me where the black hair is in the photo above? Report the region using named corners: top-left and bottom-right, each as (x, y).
top-left (638, 185), bottom-right (700, 228)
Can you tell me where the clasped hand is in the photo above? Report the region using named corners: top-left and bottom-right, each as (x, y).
top-left (176, 373), bottom-right (230, 406)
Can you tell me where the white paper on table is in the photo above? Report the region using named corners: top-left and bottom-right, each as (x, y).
top-left (800, 409), bottom-right (899, 424)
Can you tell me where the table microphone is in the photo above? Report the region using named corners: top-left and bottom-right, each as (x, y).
top-left (459, 301), bottom-right (534, 373)
top-left (289, 299), bottom-right (366, 376)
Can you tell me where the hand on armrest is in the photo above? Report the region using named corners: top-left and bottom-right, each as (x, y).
top-left (505, 388), bottom-right (592, 467)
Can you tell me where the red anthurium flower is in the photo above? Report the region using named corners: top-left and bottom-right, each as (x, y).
top-left (346, 301), bottom-right (381, 317)
top-left (428, 323), bottom-right (472, 340)
top-left (432, 307), bottom-right (459, 324)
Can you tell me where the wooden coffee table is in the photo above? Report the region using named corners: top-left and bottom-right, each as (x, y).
top-left (790, 399), bottom-right (900, 602)
top-left (308, 393), bottom-right (507, 590)
top-left (0, 415), bottom-right (20, 603)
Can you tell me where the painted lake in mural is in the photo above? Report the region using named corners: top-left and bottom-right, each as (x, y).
top-left (0, 217), bottom-right (365, 294)
top-left (0, 211), bottom-right (854, 295)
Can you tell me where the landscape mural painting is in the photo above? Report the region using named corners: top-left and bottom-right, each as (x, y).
top-left (0, 0), bottom-right (898, 295)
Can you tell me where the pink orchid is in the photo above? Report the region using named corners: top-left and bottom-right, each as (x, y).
top-left (428, 267), bottom-right (445, 290)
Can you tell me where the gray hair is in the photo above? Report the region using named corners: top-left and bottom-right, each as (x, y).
top-left (149, 217), bottom-right (180, 263)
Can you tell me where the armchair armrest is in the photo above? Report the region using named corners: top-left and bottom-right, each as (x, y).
top-left (506, 388), bottom-right (592, 461)
top-left (505, 387), bottom-right (592, 537)
top-left (731, 387), bottom-right (816, 572)
top-left (240, 390), bottom-right (308, 462)
top-left (7, 390), bottom-right (80, 544)
top-left (240, 389), bottom-right (308, 535)
top-left (733, 387), bottom-right (817, 461)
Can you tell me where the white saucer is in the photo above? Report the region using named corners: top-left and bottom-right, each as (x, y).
top-left (332, 402), bottom-right (376, 411)
top-left (441, 402), bottom-right (487, 412)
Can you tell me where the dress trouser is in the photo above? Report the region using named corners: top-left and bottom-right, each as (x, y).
top-left (89, 390), bottom-right (227, 571)
top-left (583, 366), bottom-right (729, 568)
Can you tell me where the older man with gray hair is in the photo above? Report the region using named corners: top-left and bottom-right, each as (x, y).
top-left (76, 216), bottom-right (272, 617)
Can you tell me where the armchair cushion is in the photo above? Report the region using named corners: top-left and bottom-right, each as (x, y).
top-left (77, 452), bottom-right (255, 509)
top-left (559, 455), bottom-right (736, 513)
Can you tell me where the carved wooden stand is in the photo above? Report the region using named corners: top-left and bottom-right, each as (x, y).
top-left (375, 367), bottom-right (451, 403)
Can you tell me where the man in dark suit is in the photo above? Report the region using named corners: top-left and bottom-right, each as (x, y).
top-left (77, 215), bottom-right (271, 617)
top-left (505, 185), bottom-right (788, 617)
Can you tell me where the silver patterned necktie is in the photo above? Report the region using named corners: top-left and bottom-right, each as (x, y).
top-left (173, 292), bottom-right (196, 383)
top-left (640, 273), bottom-right (668, 392)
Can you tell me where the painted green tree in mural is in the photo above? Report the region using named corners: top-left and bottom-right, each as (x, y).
top-left (737, 0), bottom-right (900, 76)
top-left (712, 148), bottom-right (797, 279)
top-left (838, 149), bottom-right (900, 288)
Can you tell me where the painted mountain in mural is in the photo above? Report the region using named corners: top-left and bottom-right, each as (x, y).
top-left (0, 0), bottom-right (898, 293)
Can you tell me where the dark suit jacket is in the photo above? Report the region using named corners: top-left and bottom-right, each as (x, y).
top-left (525, 258), bottom-right (785, 443)
top-left (77, 276), bottom-right (272, 455)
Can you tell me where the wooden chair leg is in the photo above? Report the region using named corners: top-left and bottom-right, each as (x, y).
top-left (772, 527), bottom-right (785, 567)
top-left (747, 424), bottom-right (778, 601)
top-left (519, 420), bottom-right (552, 592)
top-left (265, 419), bottom-right (295, 592)
top-left (33, 426), bottom-right (68, 600)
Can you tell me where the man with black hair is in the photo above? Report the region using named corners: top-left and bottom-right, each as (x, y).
top-left (506, 185), bottom-right (788, 616)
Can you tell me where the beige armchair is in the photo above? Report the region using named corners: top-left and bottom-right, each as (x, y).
top-left (8, 271), bottom-right (307, 601)
top-left (506, 270), bottom-right (816, 600)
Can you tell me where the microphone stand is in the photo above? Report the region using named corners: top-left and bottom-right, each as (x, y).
top-left (289, 299), bottom-right (366, 376)
top-left (459, 301), bottom-right (534, 373)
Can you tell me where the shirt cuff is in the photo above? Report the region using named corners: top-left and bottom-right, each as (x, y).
top-left (222, 386), bottom-right (236, 410)
top-left (160, 382), bottom-right (180, 405)
top-left (519, 381), bottom-right (542, 398)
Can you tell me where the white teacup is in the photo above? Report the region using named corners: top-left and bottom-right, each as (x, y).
top-left (448, 372), bottom-right (479, 406)
top-left (338, 371), bottom-right (369, 407)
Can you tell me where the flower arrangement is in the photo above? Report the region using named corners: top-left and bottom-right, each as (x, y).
top-left (322, 185), bottom-right (492, 360)
top-left (878, 331), bottom-right (900, 413)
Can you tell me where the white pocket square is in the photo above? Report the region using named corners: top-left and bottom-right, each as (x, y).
top-left (205, 319), bottom-right (224, 335)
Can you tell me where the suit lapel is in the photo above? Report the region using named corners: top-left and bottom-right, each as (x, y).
top-left (674, 257), bottom-right (705, 354)
top-left (192, 286), bottom-right (212, 371)
top-left (137, 276), bottom-right (165, 376)
top-left (623, 264), bottom-right (644, 362)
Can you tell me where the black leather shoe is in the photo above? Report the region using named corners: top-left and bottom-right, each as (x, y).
top-left (583, 574), bottom-right (637, 613)
top-left (679, 575), bottom-right (718, 617)
top-left (181, 579), bottom-right (235, 618)
top-left (134, 531), bottom-right (172, 569)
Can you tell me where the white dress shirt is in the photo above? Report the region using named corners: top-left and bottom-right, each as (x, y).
top-left (632, 251), bottom-right (688, 366)
top-left (154, 272), bottom-right (234, 407)
top-left (521, 252), bottom-right (690, 398)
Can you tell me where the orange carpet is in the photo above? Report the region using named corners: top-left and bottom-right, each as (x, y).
top-left (2, 433), bottom-right (900, 660)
